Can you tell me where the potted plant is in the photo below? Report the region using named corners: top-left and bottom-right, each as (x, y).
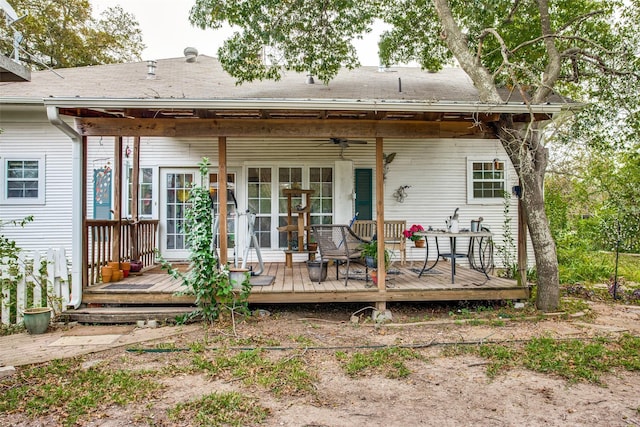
top-left (306, 236), bottom-right (318, 252)
top-left (360, 240), bottom-right (390, 270)
top-left (403, 224), bottom-right (425, 247)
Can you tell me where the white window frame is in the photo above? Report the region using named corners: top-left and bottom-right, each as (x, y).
top-left (466, 157), bottom-right (508, 205)
top-left (1, 155), bottom-right (46, 205)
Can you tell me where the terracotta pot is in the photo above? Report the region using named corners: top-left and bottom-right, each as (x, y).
top-left (121, 261), bottom-right (131, 271)
top-left (414, 239), bottom-right (425, 248)
top-left (107, 261), bottom-right (120, 270)
top-left (112, 269), bottom-right (123, 281)
top-left (101, 266), bottom-right (113, 283)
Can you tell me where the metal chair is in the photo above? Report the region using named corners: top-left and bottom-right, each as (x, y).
top-left (311, 224), bottom-right (369, 286)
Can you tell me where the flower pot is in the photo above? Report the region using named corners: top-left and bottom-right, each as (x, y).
top-left (370, 270), bottom-right (378, 286)
top-left (107, 261), bottom-right (120, 270)
top-left (307, 242), bottom-right (318, 252)
top-left (112, 269), bottom-right (123, 281)
top-left (130, 260), bottom-right (143, 272)
top-left (101, 266), bottom-right (113, 283)
top-left (23, 307), bottom-right (52, 334)
top-left (121, 261), bottom-right (131, 272)
top-left (307, 260), bottom-right (328, 282)
top-left (414, 239), bottom-right (425, 248)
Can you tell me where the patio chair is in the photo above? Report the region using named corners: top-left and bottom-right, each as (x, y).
top-left (311, 224), bottom-right (370, 286)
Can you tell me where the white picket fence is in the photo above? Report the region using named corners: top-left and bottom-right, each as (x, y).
top-left (1, 248), bottom-right (70, 326)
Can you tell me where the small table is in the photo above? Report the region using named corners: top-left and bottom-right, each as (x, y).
top-left (415, 230), bottom-right (493, 284)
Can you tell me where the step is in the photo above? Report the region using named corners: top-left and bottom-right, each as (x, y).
top-left (61, 306), bottom-right (197, 324)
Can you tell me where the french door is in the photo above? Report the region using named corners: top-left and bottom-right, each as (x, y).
top-left (159, 168), bottom-right (198, 260)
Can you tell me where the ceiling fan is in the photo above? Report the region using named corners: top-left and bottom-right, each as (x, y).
top-left (315, 137), bottom-right (368, 148)
top-left (314, 137), bottom-right (368, 159)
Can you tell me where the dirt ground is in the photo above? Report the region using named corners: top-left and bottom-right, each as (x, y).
top-left (4, 300), bottom-right (640, 426)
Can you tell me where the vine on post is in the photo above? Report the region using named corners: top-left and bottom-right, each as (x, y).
top-left (160, 158), bottom-right (251, 324)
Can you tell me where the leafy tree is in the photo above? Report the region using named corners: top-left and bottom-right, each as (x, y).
top-left (0, 0), bottom-right (144, 69)
top-left (190, 0), bottom-right (639, 311)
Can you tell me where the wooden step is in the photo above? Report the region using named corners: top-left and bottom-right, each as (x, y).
top-left (61, 306), bottom-right (197, 324)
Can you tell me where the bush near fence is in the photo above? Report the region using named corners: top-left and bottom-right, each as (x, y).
top-left (1, 248), bottom-right (70, 326)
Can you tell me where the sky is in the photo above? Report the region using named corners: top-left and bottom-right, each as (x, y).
top-left (89, 0), bottom-right (383, 66)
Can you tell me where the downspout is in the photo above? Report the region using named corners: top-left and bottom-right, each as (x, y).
top-left (46, 106), bottom-right (83, 309)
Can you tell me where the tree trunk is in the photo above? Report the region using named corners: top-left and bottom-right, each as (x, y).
top-left (495, 115), bottom-right (559, 311)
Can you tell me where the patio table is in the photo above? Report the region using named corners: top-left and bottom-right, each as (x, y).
top-left (415, 230), bottom-right (493, 284)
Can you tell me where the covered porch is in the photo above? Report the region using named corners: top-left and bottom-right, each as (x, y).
top-left (78, 260), bottom-right (526, 307)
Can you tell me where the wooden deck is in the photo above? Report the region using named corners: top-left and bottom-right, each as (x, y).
top-left (82, 260), bottom-right (529, 305)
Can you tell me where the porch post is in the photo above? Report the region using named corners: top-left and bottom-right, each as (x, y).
top-left (375, 137), bottom-right (386, 312)
top-left (218, 136), bottom-right (228, 265)
top-left (130, 137), bottom-right (141, 261)
top-left (82, 136), bottom-right (88, 291)
top-left (517, 189), bottom-right (528, 287)
top-left (111, 137), bottom-right (123, 264)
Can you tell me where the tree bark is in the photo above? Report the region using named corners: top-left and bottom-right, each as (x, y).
top-left (496, 115), bottom-right (559, 311)
top-left (434, 0), bottom-right (560, 311)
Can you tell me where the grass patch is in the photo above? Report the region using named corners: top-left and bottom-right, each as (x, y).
top-left (0, 359), bottom-right (162, 426)
top-left (335, 347), bottom-right (423, 379)
top-left (191, 349), bottom-right (317, 396)
top-left (168, 391), bottom-right (269, 426)
top-left (443, 334), bottom-right (640, 384)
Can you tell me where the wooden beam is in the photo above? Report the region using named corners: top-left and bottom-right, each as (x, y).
top-left (82, 136), bottom-right (89, 290)
top-left (517, 190), bottom-right (528, 287)
top-left (131, 137), bottom-right (141, 261)
top-left (218, 137), bottom-right (228, 266)
top-left (75, 118), bottom-right (495, 139)
top-left (375, 136), bottom-right (386, 314)
top-left (112, 137), bottom-right (123, 264)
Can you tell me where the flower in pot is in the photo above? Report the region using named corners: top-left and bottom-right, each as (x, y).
top-left (403, 224), bottom-right (425, 247)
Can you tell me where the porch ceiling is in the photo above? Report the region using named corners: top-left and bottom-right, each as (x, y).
top-left (59, 105), bottom-right (552, 139)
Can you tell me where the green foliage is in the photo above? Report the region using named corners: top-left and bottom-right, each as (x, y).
top-left (168, 392), bottom-right (269, 426)
top-left (0, 359), bottom-right (161, 426)
top-left (190, 0), bottom-right (381, 84)
top-left (335, 347), bottom-right (422, 379)
top-left (0, 0), bottom-right (144, 69)
top-left (449, 335), bottom-right (640, 384)
top-left (359, 240), bottom-right (390, 270)
top-left (494, 191), bottom-right (517, 278)
top-left (191, 349), bottom-right (317, 396)
top-left (161, 158), bottom-right (250, 324)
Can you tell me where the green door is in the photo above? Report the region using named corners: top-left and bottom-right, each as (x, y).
top-left (354, 168), bottom-right (373, 220)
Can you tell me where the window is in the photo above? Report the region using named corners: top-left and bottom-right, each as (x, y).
top-left (127, 167), bottom-right (154, 217)
top-left (2, 157), bottom-right (45, 204)
top-left (309, 167), bottom-right (333, 225)
top-left (467, 159), bottom-right (507, 203)
top-left (278, 167), bottom-right (302, 248)
top-left (248, 167), bottom-right (272, 247)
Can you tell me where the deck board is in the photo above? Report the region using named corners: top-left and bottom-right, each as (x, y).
top-left (84, 261), bottom-right (528, 305)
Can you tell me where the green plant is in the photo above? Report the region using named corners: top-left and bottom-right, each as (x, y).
top-left (0, 216), bottom-right (64, 325)
top-left (495, 191), bottom-right (517, 279)
top-left (159, 158), bottom-right (251, 324)
top-left (0, 359), bottom-right (161, 426)
top-left (360, 240), bottom-right (390, 270)
top-left (168, 392), bottom-right (269, 426)
top-left (336, 347), bottom-right (422, 379)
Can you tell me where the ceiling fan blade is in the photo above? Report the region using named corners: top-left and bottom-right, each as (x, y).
top-left (347, 140), bottom-right (368, 144)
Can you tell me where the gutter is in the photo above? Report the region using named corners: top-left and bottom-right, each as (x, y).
top-left (46, 106), bottom-right (82, 309)
top-left (43, 97), bottom-right (574, 115)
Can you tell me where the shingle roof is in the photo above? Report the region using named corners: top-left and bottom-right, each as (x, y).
top-left (1, 55), bottom-right (483, 103)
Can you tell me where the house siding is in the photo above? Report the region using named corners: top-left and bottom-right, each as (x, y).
top-left (1, 112), bottom-right (74, 255)
top-left (3, 111), bottom-right (529, 268)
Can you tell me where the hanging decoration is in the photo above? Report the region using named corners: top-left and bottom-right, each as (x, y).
top-left (393, 185), bottom-right (410, 203)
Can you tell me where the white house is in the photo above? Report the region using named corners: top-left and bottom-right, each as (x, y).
top-left (0, 53), bottom-right (566, 309)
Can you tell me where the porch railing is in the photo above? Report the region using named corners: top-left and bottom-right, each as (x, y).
top-left (85, 219), bottom-right (159, 287)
